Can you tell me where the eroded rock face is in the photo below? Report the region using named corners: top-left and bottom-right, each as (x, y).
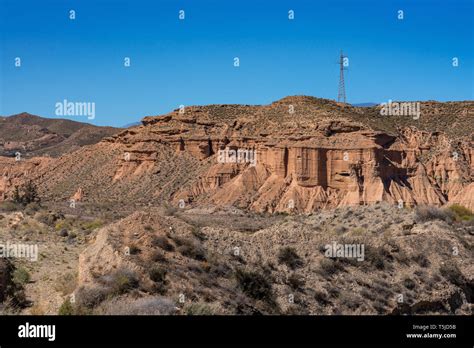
top-left (110, 97), bottom-right (474, 212)
top-left (1, 96), bottom-right (473, 212)
top-left (0, 157), bottom-right (52, 201)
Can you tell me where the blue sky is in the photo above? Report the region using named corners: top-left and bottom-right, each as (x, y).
top-left (1, 0), bottom-right (473, 126)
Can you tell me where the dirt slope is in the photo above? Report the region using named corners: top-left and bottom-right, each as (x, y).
top-left (0, 112), bottom-right (121, 158)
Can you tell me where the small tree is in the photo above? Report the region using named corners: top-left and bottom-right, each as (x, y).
top-left (11, 181), bottom-right (40, 206)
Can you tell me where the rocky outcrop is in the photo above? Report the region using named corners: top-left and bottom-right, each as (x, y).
top-left (71, 188), bottom-right (84, 202)
top-left (0, 97), bottom-right (472, 213)
top-left (111, 97), bottom-right (473, 212)
top-left (0, 157), bottom-right (53, 201)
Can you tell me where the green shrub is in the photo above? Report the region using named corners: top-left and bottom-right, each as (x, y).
top-left (183, 302), bottom-right (215, 315)
top-left (448, 204), bottom-right (473, 221)
top-left (58, 298), bottom-right (75, 315)
top-left (55, 219), bottom-right (73, 231)
top-left (82, 219), bottom-right (103, 230)
top-left (13, 267), bottom-right (31, 285)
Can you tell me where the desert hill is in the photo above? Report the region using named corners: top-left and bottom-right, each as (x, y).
top-left (1, 203), bottom-right (471, 315)
top-left (0, 112), bottom-right (121, 158)
top-left (0, 97), bottom-right (472, 212)
top-left (72, 204), bottom-right (473, 315)
top-left (0, 97), bottom-right (473, 316)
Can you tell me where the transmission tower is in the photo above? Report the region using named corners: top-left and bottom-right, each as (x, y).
top-left (337, 50), bottom-right (347, 103)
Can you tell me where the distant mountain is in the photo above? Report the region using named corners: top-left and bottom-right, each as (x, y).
top-left (352, 102), bottom-right (378, 107)
top-left (0, 112), bottom-right (122, 157)
top-left (122, 122), bottom-right (141, 128)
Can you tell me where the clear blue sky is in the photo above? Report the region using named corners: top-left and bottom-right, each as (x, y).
top-left (1, 0), bottom-right (473, 126)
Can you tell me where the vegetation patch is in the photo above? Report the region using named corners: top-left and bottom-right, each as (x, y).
top-left (235, 269), bottom-right (274, 303)
top-left (12, 181), bottom-right (41, 206)
top-left (151, 235), bottom-right (175, 252)
top-left (277, 247), bottom-right (303, 269)
top-left (414, 206), bottom-right (454, 223)
top-left (99, 268), bottom-right (139, 295)
top-left (317, 258), bottom-right (345, 278)
top-left (448, 204), bottom-right (473, 222)
top-left (175, 237), bottom-right (206, 261)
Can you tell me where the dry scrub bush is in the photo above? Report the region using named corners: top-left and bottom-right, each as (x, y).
top-left (277, 247), bottom-right (303, 270)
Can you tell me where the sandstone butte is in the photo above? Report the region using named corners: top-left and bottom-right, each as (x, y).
top-left (0, 96), bottom-right (473, 213)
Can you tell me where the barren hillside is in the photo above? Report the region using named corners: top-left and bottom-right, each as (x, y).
top-left (0, 97), bottom-right (472, 212)
top-left (0, 112), bottom-right (121, 158)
